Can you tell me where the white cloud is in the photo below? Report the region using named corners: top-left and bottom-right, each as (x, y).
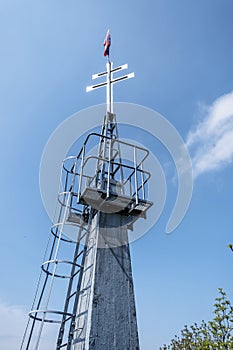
top-left (186, 91), bottom-right (233, 178)
top-left (0, 302), bottom-right (27, 349)
top-left (0, 302), bottom-right (57, 350)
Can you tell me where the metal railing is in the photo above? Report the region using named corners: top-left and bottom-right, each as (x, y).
top-left (59, 132), bottom-right (151, 213)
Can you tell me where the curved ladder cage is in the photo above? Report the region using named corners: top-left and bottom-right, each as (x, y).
top-left (20, 184), bottom-right (91, 350)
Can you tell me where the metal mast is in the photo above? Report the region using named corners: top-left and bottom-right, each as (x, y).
top-left (20, 32), bottom-right (152, 350)
top-left (86, 59), bottom-right (135, 197)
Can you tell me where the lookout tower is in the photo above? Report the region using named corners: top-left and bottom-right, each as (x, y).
top-left (20, 32), bottom-right (153, 350)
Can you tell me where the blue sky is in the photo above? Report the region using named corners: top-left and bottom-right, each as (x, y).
top-left (1, 0), bottom-right (233, 349)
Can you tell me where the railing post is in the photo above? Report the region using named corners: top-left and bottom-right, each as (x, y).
top-left (134, 146), bottom-right (138, 205)
top-left (140, 162), bottom-right (145, 200)
top-left (77, 146), bottom-right (85, 203)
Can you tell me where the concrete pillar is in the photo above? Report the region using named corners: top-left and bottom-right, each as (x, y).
top-left (73, 211), bottom-right (140, 350)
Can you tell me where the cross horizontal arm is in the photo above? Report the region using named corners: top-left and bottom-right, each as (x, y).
top-left (86, 72), bottom-right (135, 92)
top-left (111, 64), bottom-right (128, 73)
top-left (92, 64), bottom-right (128, 80)
top-left (92, 71), bottom-right (108, 80)
top-left (86, 81), bottom-right (107, 92)
top-left (111, 72), bottom-right (135, 85)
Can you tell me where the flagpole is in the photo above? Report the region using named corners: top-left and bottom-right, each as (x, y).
top-left (106, 58), bottom-right (113, 114)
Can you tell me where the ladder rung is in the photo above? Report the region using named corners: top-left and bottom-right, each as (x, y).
top-left (74, 249), bottom-right (84, 260)
top-left (61, 315), bottom-right (73, 325)
top-left (57, 342), bottom-right (68, 349)
top-left (112, 148), bottom-right (119, 156)
top-left (76, 310), bottom-right (88, 317)
top-left (107, 124), bottom-right (116, 131)
top-left (113, 164), bottom-right (121, 175)
top-left (77, 232), bottom-right (87, 244)
top-left (67, 291), bottom-right (77, 301)
top-left (71, 268), bottom-right (81, 278)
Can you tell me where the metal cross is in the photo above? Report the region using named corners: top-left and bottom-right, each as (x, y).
top-left (86, 61), bottom-right (135, 113)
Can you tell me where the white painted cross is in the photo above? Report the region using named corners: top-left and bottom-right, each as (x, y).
top-left (86, 61), bottom-right (135, 113)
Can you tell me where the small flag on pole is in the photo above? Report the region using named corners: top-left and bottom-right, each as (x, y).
top-left (103, 30), bottom-right (111, 57)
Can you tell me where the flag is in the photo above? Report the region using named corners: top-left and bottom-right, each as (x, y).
top-left (103, 30), bottom-right (111, 57)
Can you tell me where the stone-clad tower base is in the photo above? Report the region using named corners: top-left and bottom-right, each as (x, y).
top-left (73, 212), bottom-right (140, 350)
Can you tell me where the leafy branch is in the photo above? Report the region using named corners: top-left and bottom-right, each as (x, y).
top-left (160, 289), bottom-right (233, 349)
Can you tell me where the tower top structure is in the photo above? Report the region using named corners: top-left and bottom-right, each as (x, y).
top-left (86, 30), bottom-right (135, 114)
top-left (20, 31), bottom-right (152, 350)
